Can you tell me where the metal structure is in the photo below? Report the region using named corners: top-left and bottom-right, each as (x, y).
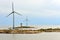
top-left (7, 2), bottom-right (22, 29)
top-left (26, 16), bottom-right (28, 27)
top-left (20, 23), bottom-right (23, 27)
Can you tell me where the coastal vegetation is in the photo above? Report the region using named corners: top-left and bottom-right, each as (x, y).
top-left (0, 27), bottom-right (60, 34)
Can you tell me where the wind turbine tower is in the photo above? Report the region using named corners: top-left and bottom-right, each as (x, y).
top-left (7, 2), bottom-right (22, 29)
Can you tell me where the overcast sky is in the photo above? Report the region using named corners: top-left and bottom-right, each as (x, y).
top-left (0, 0), bottom-right (60, 27)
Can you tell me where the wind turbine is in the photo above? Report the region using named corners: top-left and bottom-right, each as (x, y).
top-left (7, 2), bottom-right (22, 29)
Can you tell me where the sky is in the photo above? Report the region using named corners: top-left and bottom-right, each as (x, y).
top-left (0, 0), bottom-right (60, 27)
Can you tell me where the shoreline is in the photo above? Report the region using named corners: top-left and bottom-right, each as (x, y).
top-left (0, 28), bottom-right (60, 34)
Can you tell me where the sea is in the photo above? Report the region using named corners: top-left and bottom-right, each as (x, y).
top-left (0, 32), bottom-right (60, 40)
top-left (0, 25), bottom-right (60, 40)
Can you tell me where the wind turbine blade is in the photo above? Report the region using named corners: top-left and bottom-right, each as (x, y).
top-left (6, 13), bottom-right (13, 17)
top-left (14, 11), bottom-right (22, 16)
top-left (12, 2), bottom-right (14, 11)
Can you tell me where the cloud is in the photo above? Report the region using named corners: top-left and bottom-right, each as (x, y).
top-left (1, 0), bottom-right (60, 26)
top-left (0, 0), bottom-right (60, 18)
top-left (51, 0), bottom-right (60, 6)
